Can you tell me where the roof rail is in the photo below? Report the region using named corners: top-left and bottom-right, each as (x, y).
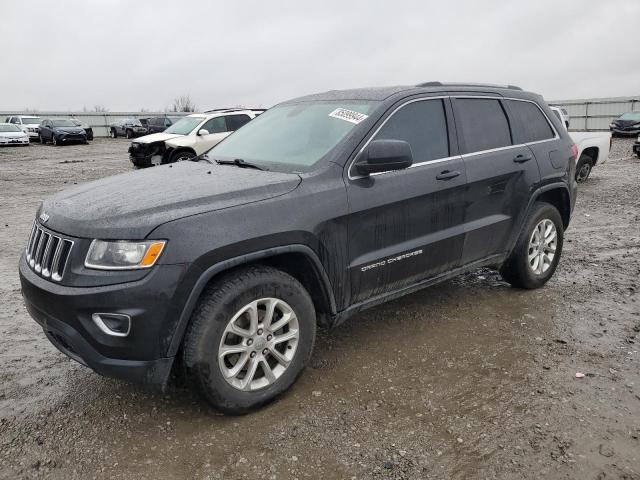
top-left (204, 107), bottom-right (266, 113)
top-left (416, 81), bottom-right (523, 91)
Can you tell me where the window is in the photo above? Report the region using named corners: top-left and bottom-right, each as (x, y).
top-left (374, 99), bottom-right (449, 163)
top-left (9, 117), bottom-right (17, 124)
top-left (201, 117), bottom-right (227, 134)
top-left (225, 114), bottom-right (251, 131)
top-left (455, 98), bottom-right (512, 153)
top-left (507, 100), bottom-right (554, 143)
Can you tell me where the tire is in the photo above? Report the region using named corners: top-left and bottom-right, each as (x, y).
top-left (183, 265), bottom-right (316, 414)
top-left (500, 202), bottom-right (564, 289)
top-left (171, 150), bottom-right (196, 163)
top-left (39, 134), bottom-right (46, 144)
top-left (52, 135), bottom-right (59, 146)
top-left (110, 128), bottom-right (117, 138)
top-left (575, 155), bottom-right (593, 183)
top-left (126, 129), bottom-right (133, 139)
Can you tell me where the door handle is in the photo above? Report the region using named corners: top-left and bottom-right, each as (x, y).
top-left (513, 154), bottom-right (532, 163)
top-left (436, 170), bottom-right (461, 180)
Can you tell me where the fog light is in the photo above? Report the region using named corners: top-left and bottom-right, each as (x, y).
top-left (92, 313), bottom-right (131, 337)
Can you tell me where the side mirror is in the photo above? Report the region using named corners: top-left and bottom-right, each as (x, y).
top-left (355, 139), bottom-right (413, 176)
top-left (198, 129), bottom-right (209, 136)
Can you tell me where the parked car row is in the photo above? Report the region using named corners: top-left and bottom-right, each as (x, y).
top-left (3, 115), bottom-right (91, 145)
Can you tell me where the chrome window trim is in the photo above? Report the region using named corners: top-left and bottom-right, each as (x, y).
top-left (348, 95), bottom-right (560, 180)
top-left (348, 96), bottom-right (453, 180)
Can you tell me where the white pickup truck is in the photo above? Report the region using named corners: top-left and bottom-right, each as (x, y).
top-left (549, 106), bottom-right (611, 183)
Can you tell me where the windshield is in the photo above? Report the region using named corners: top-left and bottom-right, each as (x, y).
top-left (165, 117), bottom-right (204, 135)
top-left (206, 101), bottom-right (379, 171)
top-left (619, 112), bottom-right (640, 121)
top-left (52, 119), bottom-right (76, 127)
top-left (0, 124), bottom-right (21, 132)
top-left (21, 117), bottom-right (41, 124)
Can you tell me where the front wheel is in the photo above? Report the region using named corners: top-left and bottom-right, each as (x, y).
top-left (171, 150), bottom-right (196, 162)
top-left (500, 202), bottom-right (564, 289)
top-left (126, 129), bottom-right (133, 139)
top-left (52, 135), bottom-right (59, 146)
top-left (183, 265), bottom-right (316, 414)
top-left (39, 134), bottom-right (46, 144)
top-left (110, 128), bottom-right (117, 138)
top-left (575, 155), bottom-right (593, 183)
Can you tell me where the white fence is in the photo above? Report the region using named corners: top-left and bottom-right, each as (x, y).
top-left (0, 112), bottom-right (190, 137)
top-left (549, 96), bottom-right (640, 131)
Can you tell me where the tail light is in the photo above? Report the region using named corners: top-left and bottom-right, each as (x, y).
top-left (570, 143), bottom-right (578, 161)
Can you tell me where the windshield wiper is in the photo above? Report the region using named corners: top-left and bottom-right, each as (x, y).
top-left (214, 158), bottom-right (266, 171)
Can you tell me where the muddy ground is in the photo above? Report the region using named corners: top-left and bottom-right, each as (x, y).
top-left (0, 138), bottom-right (638, 480)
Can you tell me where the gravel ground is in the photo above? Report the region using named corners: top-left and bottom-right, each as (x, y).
top-left (0, 138), bottom-right (639, 479)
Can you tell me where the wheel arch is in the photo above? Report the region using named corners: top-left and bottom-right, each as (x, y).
top-left (169, 147), bottom-right (197, 162)
top-left (531, 184), bottom-right (571, 229)
top-left (580, 146), bottom-right (599, 165)
top-left (166, 245), bottom-right (336, 357)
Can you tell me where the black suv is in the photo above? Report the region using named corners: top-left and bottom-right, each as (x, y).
top-left (19, 83), bottom-right (577, 413)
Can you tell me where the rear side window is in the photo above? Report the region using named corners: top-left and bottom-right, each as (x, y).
top-left (507, 100), bottom-right (554, 143)
top-left (454, 98), bottom-right (512, 153)
top-left (225, 114), bottom-right (251, 131)
top-left (374, 99), bottom-right (449, 163)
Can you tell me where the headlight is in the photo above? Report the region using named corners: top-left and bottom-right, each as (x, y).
top-left (85, 240), bottom-right (166, 270)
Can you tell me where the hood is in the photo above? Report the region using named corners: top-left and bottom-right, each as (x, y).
top-left (40, 161), bottom-right (301, 239)
top-left (55, 127), bottom-right (85, 134)
top-left (612, 119), bottom-right (640, 128)
top-left (134, 132), bottom-right (184, 144)
top-left (0, 131), bottom-right (27, 138)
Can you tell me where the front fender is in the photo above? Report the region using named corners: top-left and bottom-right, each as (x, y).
top-left (165, 244), bottom-right (336, 357)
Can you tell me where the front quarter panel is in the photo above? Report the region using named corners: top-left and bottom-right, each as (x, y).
top-left (149, 163), bottom-right (350, 309)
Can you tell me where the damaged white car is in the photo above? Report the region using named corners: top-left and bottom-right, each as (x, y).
top-left (128, 109), bottom-right (263, 167)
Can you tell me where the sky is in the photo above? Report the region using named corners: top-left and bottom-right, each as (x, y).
top-left (2, 0), bottom-right (639, 112)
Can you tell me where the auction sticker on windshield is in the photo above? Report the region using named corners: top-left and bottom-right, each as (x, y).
top-left (329, 108), bottom-right (369, 124)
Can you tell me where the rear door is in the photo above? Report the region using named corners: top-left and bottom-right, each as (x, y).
top-left (345, 97), bottom-right (468, 304)
top-left (452, 96), bottom-right (540, 264)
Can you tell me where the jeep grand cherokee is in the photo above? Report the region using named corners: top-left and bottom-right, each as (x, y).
top-left (20, 82), bottom-right (577, 414)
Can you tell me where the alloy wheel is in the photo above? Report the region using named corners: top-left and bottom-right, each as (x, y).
top-left (218, 298), bottom-right (299, 391)
top-left (528, 219), bottom-right (557, 275)
top-left (576, 162), bottom-right (591, 183)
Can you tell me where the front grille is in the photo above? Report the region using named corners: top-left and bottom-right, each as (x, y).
top-left (25, 223), bottom-right (74, 282)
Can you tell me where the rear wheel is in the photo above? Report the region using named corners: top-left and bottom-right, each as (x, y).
top-left (500, 202), bottom-right (564, 289)
top-left (110, 128), bottom-right (117, 138)
top-left (183, 265), bottom-right (316, 414)
top-left (575, 155), bottom-right (593, 183)
top-left (39, 133), bottom-right (46, 144)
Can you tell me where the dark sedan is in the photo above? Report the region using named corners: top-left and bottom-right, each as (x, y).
top-left (610, 112), bottom-right (640, 137)
top-left (38, 119), bottom-right (88, 145)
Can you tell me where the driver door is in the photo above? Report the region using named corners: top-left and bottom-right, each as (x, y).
top-left (345, 98), bottom-right (467, 304)
top-left (194, 116), bottom-right (232, 155)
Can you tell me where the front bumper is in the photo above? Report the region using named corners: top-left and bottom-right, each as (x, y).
top-left (56, 133), bottom-right (87, 143)
top-left (19, 255), bottom-right (189, 385)
top-left (0, 137), bottom-right (29, 145)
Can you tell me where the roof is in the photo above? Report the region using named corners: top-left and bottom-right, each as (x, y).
top-left (284, 82), bottom-right (532, 104)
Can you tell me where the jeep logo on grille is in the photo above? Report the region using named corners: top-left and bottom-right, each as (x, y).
top-left (39, 212), bottom-right (50, 223)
